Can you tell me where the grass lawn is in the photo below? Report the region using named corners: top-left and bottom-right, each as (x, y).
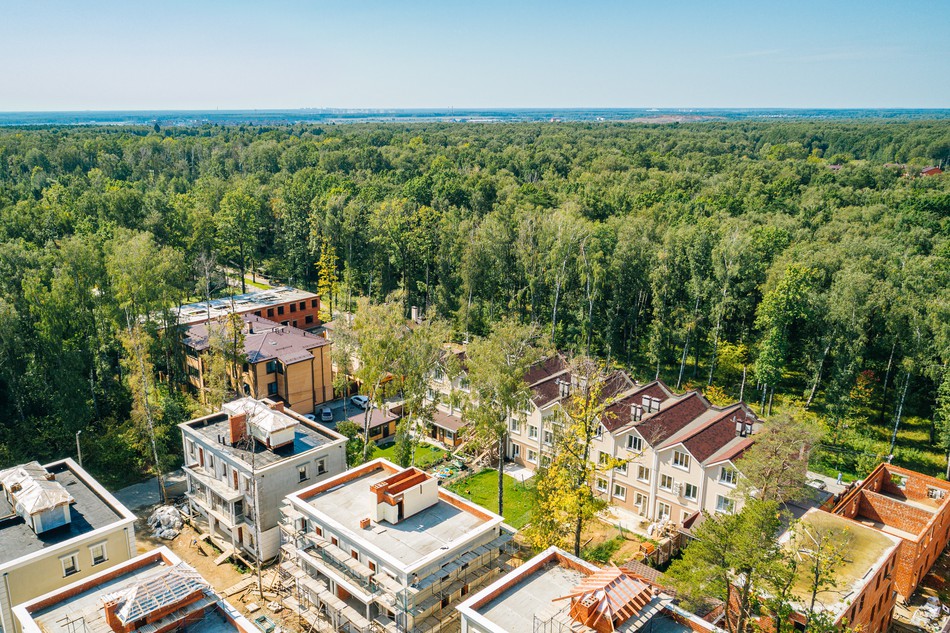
top-left (374, 442), bottom-right (449, 469)
top-left (447, 469), bottom-right (536, 529)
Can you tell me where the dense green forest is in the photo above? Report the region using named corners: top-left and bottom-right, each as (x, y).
top-left (0, 120), bottom-right (948, 484)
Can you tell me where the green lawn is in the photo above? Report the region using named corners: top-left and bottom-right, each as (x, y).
top-left (447, 469), bottom-right (536, 529)
top-left (374, 442), bottom-right (448, 469)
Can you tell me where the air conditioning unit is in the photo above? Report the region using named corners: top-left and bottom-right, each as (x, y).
top-left (672, 482), bottom-right (683, 496)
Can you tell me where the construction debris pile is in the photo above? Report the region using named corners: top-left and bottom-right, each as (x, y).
top-left (147, 505), bottom-right (183, 540)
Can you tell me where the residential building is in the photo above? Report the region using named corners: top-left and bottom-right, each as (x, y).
top-left (175, 286), bottom-right (322, 329)
top-left (457, 546), bottom-right (725, 633)
top-left (183, 315), bottom-right (333, 415)
top-left (346, 408), bottom-right (399, 446)
top-left (279, 458), bottom-right (514, 633)
top-left (769, 508), bottom-right (900, 632)
top-left (831, 463), bottom-right (950, 601)
top-left (13, 547), bottom-right (254, 633)
top-left (424, 346), bottom-right (471, 448)
top-left (179, 397), bottom-right (348, 563)
top-left (0, 459), bottom-right (137, 633)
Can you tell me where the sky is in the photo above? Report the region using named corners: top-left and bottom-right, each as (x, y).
top-left (0, 0), bottom-right (947, 111)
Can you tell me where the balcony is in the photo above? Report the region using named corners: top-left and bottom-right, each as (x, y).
top-left (185, 465), bottom-right (244, 503)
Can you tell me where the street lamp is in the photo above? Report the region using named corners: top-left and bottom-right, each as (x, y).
top-left (76, 430), bottom-right (83, 468)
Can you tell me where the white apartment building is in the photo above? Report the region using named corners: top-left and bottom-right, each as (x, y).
top-left (278, 458), bottom-right (513, 633)
top-left (0, 459), bottom-right (137, 633)
top-left (179, 397), bottom-right (348, 562)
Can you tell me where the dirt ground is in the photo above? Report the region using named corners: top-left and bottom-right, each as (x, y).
top-left (579, 519), bottom-right (653, 564)
top-left (136, 518), bottom-right (247, 592)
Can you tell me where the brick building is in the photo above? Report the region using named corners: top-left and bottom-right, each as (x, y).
top-left (176, 286), bottom-right (322, 329)
top-left (831, 463), bottom-right (950, 601)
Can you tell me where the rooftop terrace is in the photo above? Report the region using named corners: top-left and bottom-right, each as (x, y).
top-left (175, 287), bottom-right (318, 326)
top-left (0, 460), bottom-right (127, 567)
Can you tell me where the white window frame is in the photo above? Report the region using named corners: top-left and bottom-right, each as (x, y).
top-left (61, 553), bottom-right (80, 577)
top-left (656, 501), bottom-right (671, 520)
top-left (89, 542), bottom-right (108, 566)
top-left (626, 435), bottom-right (643, 452)
top-left (615, 461), bottom-right (627, 475)
top-left (509, 418), bottom-right (520, 434)
top-left (672, 450), bottom-right (691, 471)
top-left (634, 492), bottom-right (647, 508)
top-left (528, 425), bottom-right (538, 439)
top-left (596, 478), bottom-right (608, 492)
top-left (298, 464), bottom-right (309, 483)
top-left (716, 495), bottom-right (735, 514)
top-left (316, 458), bottom-right (327, 475)
top-left (527, 449), bottom-right (538, 464)
top-left (719, 466), bottom-right (738, 487)
top-left (511, 443), bottom-right (521, 458)
top-left (613, 484), bottom-right (626, 500)
top-left (683, 483), bottom-right (698, 500)
top-left (660, 474), bottom-right (674, 491)
top-left (598, 451), bottom-right (610, 466)
top-left (637, 465), bottom-right (650, 483)
top-left (543, 429), bottom-right (553, 446)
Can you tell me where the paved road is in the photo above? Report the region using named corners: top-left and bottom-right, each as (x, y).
top-left (112, 470), bottom-right (187, 511)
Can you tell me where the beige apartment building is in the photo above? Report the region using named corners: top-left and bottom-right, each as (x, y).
top-left (0, 459), bottom-right (137, 633)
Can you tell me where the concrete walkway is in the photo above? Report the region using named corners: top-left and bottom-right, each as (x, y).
top-left (112, 469), bottom-right (187, 511)
top-left (503, 462), bottom-right (536, 483)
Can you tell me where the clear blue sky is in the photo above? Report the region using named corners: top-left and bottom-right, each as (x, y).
top-left (1, 0), bottom-right (947, 110)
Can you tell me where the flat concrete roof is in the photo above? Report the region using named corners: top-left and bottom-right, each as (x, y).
top-left (184, 409), bottom-right (341, 470)
top-left (477, 561), bottom-right (585, 632)
top-left (0, 461), bottom-right (125, 567)
top-left (297, 460), bottom-right (500, 572)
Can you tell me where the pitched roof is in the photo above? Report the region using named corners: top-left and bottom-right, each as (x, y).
top-left (631, 391), bottom-right (711, 446)
top-left (104, 563), bottom-right (208, 624)
top-left (554, 566), bottom-right (655, 630)
top-left (222, 398), bottom-right (298, 434)
top-left (524, 355), bottom-right (570, 386)
top-left (531, 371), bottom-right (572, 409)
top-left (183, 315), bottom-right (328, 366)
top-left (602, 382), bottom-right (674, 433)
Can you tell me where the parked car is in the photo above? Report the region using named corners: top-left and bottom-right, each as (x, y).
top-left (303, 413), bottom-right (316, 421)
top-left (319, 406), bottom-right (333, 422)
top-left (350, 395), bottom-right (369, 409)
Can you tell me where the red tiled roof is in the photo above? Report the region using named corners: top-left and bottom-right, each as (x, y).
top-left (602, 382), bottom-right (674, 433)
top-left (633, 392), bottom-right (710, 446)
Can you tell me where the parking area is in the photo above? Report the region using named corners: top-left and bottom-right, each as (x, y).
top-left (309, 396), bottom-right (403, 430)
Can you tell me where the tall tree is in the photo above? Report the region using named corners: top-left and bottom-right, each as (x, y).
top-left (464, 319), bottom-right (545, 517)
top-left (735, 413), bottom-right (820, 504)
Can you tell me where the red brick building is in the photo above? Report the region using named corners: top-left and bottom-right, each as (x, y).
top-left (832, 463), bottom-right (950, 601)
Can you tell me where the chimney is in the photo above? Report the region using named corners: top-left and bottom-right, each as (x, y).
top-left (631, 404), bottom-right (642, 422)
top-left (269, 401), bottom-right (285, 413)
top-left (411, 305), bottom-right (421, 323)
top-left (229, 413), bottom-right (247, 445)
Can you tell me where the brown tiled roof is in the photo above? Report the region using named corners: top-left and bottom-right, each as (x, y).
top-left (603, 371), bottom-right (635, 400)
top-left (524, 355), bottom-right (569, 386)
top-left (431, 409), bottom-right (467, 433)
top-left (705, 436), bottom-right (755, 466)
top-left (633, 392), bottom-right (710, 446)
top-left (347, 408), bottom-right (399, 430)
top-left (602, 382), bottom-right (674, 433)
top-left (531, 372), bottom-right (571, 409)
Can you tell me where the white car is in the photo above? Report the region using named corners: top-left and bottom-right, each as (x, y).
top-left (350, 395), bottom-right (369, 409)
top-left (319, 407), bottom-right (333, 422)
top-left (303, 413), bottom-right (316, 421)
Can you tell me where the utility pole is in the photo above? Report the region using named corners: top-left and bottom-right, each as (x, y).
top-left (75, 430), bottom-right (83, 468)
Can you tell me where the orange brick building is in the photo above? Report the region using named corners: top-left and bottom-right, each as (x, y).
top-left (832, 463), bottom-right (950, 601)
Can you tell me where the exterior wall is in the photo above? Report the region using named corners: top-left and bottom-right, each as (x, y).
top-left (0, 460), bottom-right (136, 633)
top-left (838, 548), bottom-right (897, 632)
top-left (833, 463), bottom-right (950, 600)
top-left (653, 447), bottom-right (705, 524)
top-left (181, 416), bottom-right (347, 562)
top-left (251, 297), bottom-right (321, 329)
top-left (242, 349), bottom-right (332, 416)
top-left (702, 462), bottom-right (743, 518)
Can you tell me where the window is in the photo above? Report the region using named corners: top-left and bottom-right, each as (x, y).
top-left (290, 303), bottom-right (297, 313)
top-left (188, 440), bottom-right (195, 457)
top-left (596, 478), bottom-right (608, 492)
top-left (626, 435), bottom-right (642, 452)
top-left (89, 543), bottom-right (108, 565)
top-left (267, 308), bottom-right (274, 318)
top-left (719, 467), bottom-right (738, 486)
top-left (266, 360), bottom-right (277, 374)
top-left (433, 367), bottom-right (445, 383)
top-left (527, 450), bottom-right (538, 464)
top-left (311, 299), bottom-right (318, 308)
top-left (277, 306), bottom-right (285, 315)
top-left (305, 315), bottom-right (314, 324)
top-left (634, 493), bottom-right (647, 508)
top-left (637, 466), bottom-right (650, 483)
top-left (298, 465), bottom-right (309, 482)
top-left (891, 474), bottom-right (908, 489)
top-left (615, 461), bottom-right (627, 475)
top-left (673, 450), bottom-right (690, 470)
top-left (511, 443), bottom-right (521, 458)
top-left (509, 418), bottom-right (520, 434)
top-left (316, 458), bottom-right (327, 475)
top-left (660, 474), bottom-right (673, 491)
top-left (928, 487), bottom-right (946, 500)
top-left (276, 361), bottom-right (284, 375)
top-left (541, 455), bottom-right (551, 467)
top-left (613, 484), bottom-right (626, 499)
top-left (528, 425), bottom-right (538, 439)
top-left (61, 553), bottom-right (79, 577)
top-left (656, 502), bottom-right (671, 520)
top-left (598, 451), bottom-right (610, 466)
top-left (255, 311), bottom-right (262, 317)
top-left (716, 495), bottom-right (735, 514)
top-left (543, 430), bottom-right (553, 446)
top-left (684, 483), bottom-right (698, 500)
top-left (268, 381), bottom-right (278, 395)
